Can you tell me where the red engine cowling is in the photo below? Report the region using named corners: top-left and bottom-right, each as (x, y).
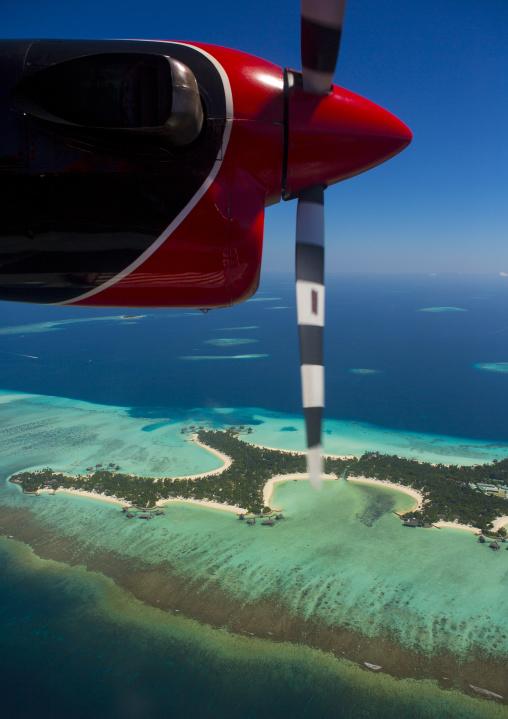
top-left (0, 40), bottom-right (410, 308)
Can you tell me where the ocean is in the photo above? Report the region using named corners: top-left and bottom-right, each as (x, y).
top-left (1, 273), bottom-right (508, 718)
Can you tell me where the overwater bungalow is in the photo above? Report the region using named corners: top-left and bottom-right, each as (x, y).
top-left (275, 514), bottom-right (284, 520)
top-left (469, 685), bottom-right (503, 700)
top-left (261, 519), bottom-right (275, 526)
top-left (96, 463), bottom-right (103, 468)
top-left (115, 466), bottom-right (121, 471)
top-left (489, 541), bottom-right (500, 550)
top-left (155, 509), bottom-right (165, 515)
top-left (246, 519), bottom-right (255, 526)
top-left (86, 466), bottom-right (93, 472)
top-left (108, 462), bottom-right (115, 467)
top-left (139, 513), bottom-right (152, 520)
top-left (238, 513), bottom-right (245, 520)
top-left (126, 512), bottom-right (135, 519)
top-left (403, 518), bottom-right (420, 527)
top-left (478, 535), bottom-right (486, 543)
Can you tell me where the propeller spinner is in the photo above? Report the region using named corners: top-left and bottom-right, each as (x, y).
top-left (288, 0), bottom-right (412, 487)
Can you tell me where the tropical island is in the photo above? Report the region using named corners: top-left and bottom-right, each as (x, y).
top-left (8, 429), bottom-right (508, 535)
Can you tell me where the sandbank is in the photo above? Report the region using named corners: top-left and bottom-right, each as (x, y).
top-left (346, 475), bottom-right (425, 510)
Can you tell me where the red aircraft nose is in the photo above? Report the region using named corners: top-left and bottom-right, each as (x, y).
top-left (284, 77), bottom-right (412, 198)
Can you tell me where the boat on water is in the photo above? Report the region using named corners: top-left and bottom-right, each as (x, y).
top-left (469, 684), bottom-right (503, 700)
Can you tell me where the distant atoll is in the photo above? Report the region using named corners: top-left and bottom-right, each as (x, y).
top-left (349, 369), bottom-right (383, 375)
top-left (417, 307), bottom-right (467, 313)
top-left (204, 338), bottom-right (258, 346)
top-left (180, 354), bottom-right (269, 360)
top-left (247, 297), bottom-right (282, 302)
top-left (475, 363), bottom-right (508, 374)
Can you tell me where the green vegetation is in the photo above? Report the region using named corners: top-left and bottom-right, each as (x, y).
top-left (332, 452), bottom-right (508, 533)
top-left (10, 430), bottom-right (306, 512)
top-left (8, 431), bottom-right (508, 531)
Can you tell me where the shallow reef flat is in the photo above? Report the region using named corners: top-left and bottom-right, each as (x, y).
top-left (0, 389), bottom-right (224, 478)
top-left (2, 538), bottom-right (505, 719)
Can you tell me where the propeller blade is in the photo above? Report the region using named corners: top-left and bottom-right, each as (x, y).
top-left (301, 0), bottom-right (347, 94)
top-left (296, 185), bottom-right (325, 488)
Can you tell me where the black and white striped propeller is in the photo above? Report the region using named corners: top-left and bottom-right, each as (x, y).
top-left (296, 0), bottom-right (347, 488)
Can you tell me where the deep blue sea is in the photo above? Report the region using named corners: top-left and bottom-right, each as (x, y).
top-left (1, 273), bottom-right (508, 719)
top-left (1, 272), bottom-right (508, 440)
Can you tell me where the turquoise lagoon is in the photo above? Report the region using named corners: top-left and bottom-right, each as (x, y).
top-left (1, 390), bottom-right (508, 717)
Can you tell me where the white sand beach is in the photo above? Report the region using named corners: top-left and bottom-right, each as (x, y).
top-left (158, 497), bottom-right (246, 514)
top-left (37, 487), bottom-right (125, 506)
top-left (432, 520), bottom-right (477, 534)
top-left (491, 515), bottom-right (508, 532)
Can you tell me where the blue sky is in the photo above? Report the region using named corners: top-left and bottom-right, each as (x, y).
top-left (2, 0), bottom-right (507, 274)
